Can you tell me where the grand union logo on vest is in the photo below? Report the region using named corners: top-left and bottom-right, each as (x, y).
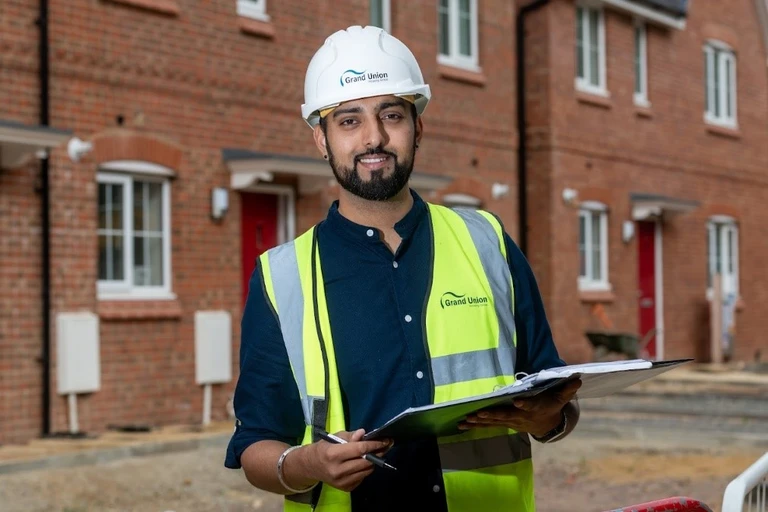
top-left (440, 291), bottom-right (489, 309)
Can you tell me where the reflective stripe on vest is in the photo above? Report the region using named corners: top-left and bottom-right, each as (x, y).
top-left (439, 432), bottom-right (532, 472)
top-left (259, 204), bottom-right (535, 512)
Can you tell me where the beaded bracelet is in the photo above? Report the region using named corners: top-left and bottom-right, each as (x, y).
top-left (277, 445), bottom-right (319, 494)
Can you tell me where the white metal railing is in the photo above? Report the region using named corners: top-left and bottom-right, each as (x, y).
top-left (723, 452), bottom-right (768, 512)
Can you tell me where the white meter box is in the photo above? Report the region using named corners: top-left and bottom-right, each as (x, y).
top-left (56, 312), bottom-right (101, 394)
top-left (195, 310), bottom-right (232, 385)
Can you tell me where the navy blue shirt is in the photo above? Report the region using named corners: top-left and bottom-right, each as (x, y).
top-left (225, 189), bottom-right (564, 511)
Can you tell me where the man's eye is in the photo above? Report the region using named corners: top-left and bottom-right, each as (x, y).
top-left (382, 113), bottom-right (403, 120)
top-left (339, 119), bottom-right (357, 126)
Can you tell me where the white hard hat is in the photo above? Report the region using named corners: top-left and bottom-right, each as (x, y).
top-left (301, 25), bottom-right (431, 128)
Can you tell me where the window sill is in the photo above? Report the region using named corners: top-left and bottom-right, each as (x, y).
top-left (104, 0), bottom-right (180, 16)
top-left (635, 104), bottom-right (653, 119)
top-left (98, 298), bottom-right (183, 321)
top-left (576, 90), bottom-right (613, 109)
top-left (239, 16), bottom-right (275, 39)
top-left (705, 122), bottom-right (741, 140)
top-left (437, 64), bottom-right (486, 87)
top-left (579, 289), bottom-right (616, 303)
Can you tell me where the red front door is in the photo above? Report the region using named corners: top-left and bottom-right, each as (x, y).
top-left (241, 193), bottom-right (278, 305)
top-left (637, 221), bottom-right (657, 359)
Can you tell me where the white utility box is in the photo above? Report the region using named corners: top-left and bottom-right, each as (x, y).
top-left (194, 310), bottom-right (232, 385)
top-left (56, 312), bottom-right (101, 395)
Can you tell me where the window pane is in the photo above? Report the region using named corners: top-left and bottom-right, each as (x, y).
top-left (98, 184), bottom-right (107, 230)
top-left (112, 234), bottom-right (124, 280)
top-left (589, 10), bottom-right (600, 86)
top-left (98, 234), bottom-right (109, 280)
top-left (370, 0), bottom-right (383, 27)
top-left (439, 0), bottom-right (450, 56)
top-left (133, 235), bottom-right (163, 286)
top-left (459, 0), bottom-right (471, 56)
top-left (725, 56), bottom-right (733, 118)
top-left (579, 214), bottom-right (587, 277)
top-left (133, 236), bottom-right (146, 286)
top-left (634, 26), bottom-right (642, 95)
top-left (727, 228), bottom-right (734, 274)
top-left (111, 183), bottom-right (123, 230)
top-left (704, 49), bottom-right (711, 113)
top-left (133, 181), bottom-right (144, 232)
top-left (147, 183), bottom-right (163, 231)
top-left (591, 214), bottom-right (601, 280)
top-left (149, 237), bottom-right (164, 286)
top-left (576, 7), bottom-right (585, 79)
top-left (713, 51), bottom-right (720, 117)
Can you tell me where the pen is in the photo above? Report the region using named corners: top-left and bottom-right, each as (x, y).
top-left (315, 430), bottom-right (397, 471)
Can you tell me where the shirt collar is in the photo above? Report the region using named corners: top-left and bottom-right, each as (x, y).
top-left (325, 188), bottom-right (428, 243)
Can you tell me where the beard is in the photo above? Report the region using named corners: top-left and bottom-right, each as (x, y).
top-left (326, 138), bottom-right (416, 201)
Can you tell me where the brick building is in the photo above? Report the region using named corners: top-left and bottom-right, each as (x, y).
top-left (519, 0), bottom-right (768, 366)
top-left (0, 0), bottom-right (766, 446)
top-left (0, 0), bottom-right (517, 445)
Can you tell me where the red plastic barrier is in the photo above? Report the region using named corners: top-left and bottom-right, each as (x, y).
top-left (603, 496), bottom-right (714, 512)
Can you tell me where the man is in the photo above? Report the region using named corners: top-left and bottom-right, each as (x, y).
top-left (225, 25), bottom-right (581, 511)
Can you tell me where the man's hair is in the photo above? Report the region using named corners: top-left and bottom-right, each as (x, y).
top-left (319, 102), bottom-right (418, 134)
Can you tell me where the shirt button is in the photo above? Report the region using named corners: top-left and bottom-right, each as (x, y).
top-left (433, 485), bottom-right (441, 493)
top-left (366, 229), bottom-right (375, 237)
top-left (392, 261), bottom-right (399, 269)
top-left (404, 314), bottom-right (412, 323)
top-left (416, 371), bottom-right (424, 379)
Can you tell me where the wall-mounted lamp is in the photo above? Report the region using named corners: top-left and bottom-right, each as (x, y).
top-left (491, 183), bottom-right (509, 200)
top-left (67, 137), bottom-right (93, 162)
top-left (562, 188), bottom-right (579, 205)
top-left (622, 220), bottom-right (635, 243)
top-left (211, 187), bottom-right (229, 220)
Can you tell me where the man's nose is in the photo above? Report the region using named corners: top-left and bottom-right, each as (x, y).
top-left (363, 118), bottom-right (388, 149)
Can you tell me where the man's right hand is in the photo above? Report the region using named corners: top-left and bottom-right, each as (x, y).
top-left (306, 429), bottom-right (391, 492)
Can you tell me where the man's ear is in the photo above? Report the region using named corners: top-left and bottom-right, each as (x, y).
top-left (313, 124), bottom-right (328, 159)
top-left (415, 116), bottom-right (424, 147)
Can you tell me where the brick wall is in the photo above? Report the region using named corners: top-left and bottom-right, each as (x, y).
top-left (0, 0), bottom-right (519, 444)
top-left (528, 0), bottom-right (768, 363)
top-left (0, 0), bottom-right (49, 445)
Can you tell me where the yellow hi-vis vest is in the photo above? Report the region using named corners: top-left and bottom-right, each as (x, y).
top-left (258, 203), bottom-right (535, 512)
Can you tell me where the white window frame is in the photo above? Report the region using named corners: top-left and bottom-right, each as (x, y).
top-left (97, 168), bottom-right (173, 301)
top-left (704, 40), bottom-right (737, 129)
top-left (437, 0), bottom-right (480, 72)
top-left (634, 21), bottom-right (650, 107)
top-left (370, 0), bottom-right (391, 33)
top-left (707, 216), bottom-right (739, 299)
top-left (578, 201), bottom-right (610, 291)
top-left (237, 0), bottom-right (270, 22)
top-left (575, 3), bottom-right (608, 97)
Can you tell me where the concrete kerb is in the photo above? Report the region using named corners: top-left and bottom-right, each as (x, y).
top-left (0, 431), bottom-right (231, 476)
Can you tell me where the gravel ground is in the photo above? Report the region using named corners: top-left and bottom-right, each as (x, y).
top-left (1, 426), bottom-right (763, 512)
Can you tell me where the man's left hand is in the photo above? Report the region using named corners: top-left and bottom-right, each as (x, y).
top-left (458, 379), bottom-right (582, 438)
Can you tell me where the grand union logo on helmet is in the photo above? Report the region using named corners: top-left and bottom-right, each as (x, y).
top-left (301, 25), bottom-right (432, 128)
top-left (339, 69), bottom-right (390, 86)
